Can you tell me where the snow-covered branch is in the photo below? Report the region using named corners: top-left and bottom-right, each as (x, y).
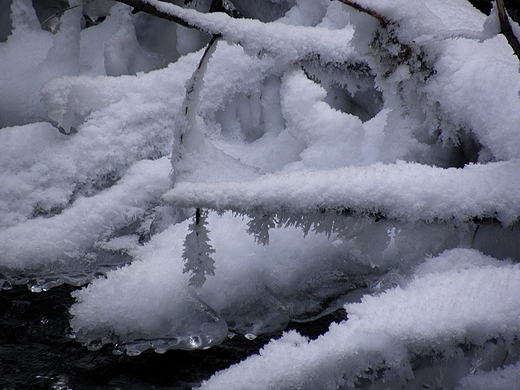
top-left (112, 0), bottom-right (359, 64)
top-left (115, 0), bottom-right (204, 30)
top-left (163, 160), bottom-right (520, 226)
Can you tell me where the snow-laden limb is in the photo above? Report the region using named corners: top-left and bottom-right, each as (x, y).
top-left (0, 9), bottom-right (207, 231)
top-left (163, 159), bottom-right (520, 226)
top-left (343, 0), bottom-right (486, 39)
top-left (424, 34), bottom-right (520, 161)
top-left (199, 249), bottom-right (520, 389)
top-left (338, 0), bottom-right (520, 162)
top-left (117, 0), bottom-right (360, 65)
top-left (0, 157), bottom-right (171, 281)
top-left (40, 48), bottom-right (195, 134)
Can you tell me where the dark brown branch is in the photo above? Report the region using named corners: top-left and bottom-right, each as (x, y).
top-left (496, 0), bottom-right (520, 60)
top-left (335, 0), bottom-right (389, 27)
top-left (115, 0), bottom-right (205, 31)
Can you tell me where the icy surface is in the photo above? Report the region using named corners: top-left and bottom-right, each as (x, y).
top-left (1, 0), bottom-right (520, 386)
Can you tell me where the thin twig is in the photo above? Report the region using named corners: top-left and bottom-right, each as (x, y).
top-left (335, 0), bottom-right (389, 27)
top-left (496, 0), bottom-right (520, 60)
top-left (39, 0), bottom-right (96, 28)
top-left (171, 35), bottom-right (221, 182)
top-left (115, 0), bottom-right (203, 31)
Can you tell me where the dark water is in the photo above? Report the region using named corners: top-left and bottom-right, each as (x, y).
top-left (0, 284), bottom-right (345, 390)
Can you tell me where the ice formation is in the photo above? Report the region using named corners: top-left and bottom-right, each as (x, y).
top-left (2, 0), bottom-right (520, 387)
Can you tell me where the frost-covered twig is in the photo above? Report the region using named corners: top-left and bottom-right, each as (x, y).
top-left (496, 0), bottom-right (520, 59)
top-left (336, 0), bottom-right (389, 26)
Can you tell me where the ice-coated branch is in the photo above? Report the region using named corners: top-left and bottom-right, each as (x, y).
top-left (496, 0), bottom-right (520, 59)
top-left (171, 35), bottom-right (221, 183)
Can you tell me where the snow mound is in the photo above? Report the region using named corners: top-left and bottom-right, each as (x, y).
top-left (69, 211), bottom-right (380, 353)
top-left (199, 249), bottom-right (520, 389)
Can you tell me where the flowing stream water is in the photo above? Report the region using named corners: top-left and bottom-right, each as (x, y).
top-left (0, 283), bottom-right (345, 389)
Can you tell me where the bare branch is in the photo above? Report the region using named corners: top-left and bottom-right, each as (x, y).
top-left (496, 0), bottom-right (520, 60)
top-left (335, 0), bottom-right (389, 27)
top-left (115, 0), bottom-right (206, 31)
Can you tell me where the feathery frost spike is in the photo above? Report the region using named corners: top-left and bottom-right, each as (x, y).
top-left (182, 208), bottom-right (216, 288)
top-left (246, 214), bottom-right (276, 245)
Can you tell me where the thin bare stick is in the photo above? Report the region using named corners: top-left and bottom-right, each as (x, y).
top-left (115, 0), bottom-right (205, 31)
top-left (335, 0), bottom-right (389, 27)
top-left (39, 0), bottom-right (96, 29)
top-left (496, 0), bottom-right (520, 60)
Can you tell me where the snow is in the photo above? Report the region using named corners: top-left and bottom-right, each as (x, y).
top-left (141, 0), bottom-right (360, 64)
top-left (199, 249), bottom-right (520, 389)
top-left (70, 211), bottom-right (375, 352)
top-left (163, 159), bottom-right (520, 225)
top-left (0, 157), bottom-right (171, 271)
top-left (1, 0), bottom-right (520, 387)
top-left (458, 361), bottom-right (520, 390)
